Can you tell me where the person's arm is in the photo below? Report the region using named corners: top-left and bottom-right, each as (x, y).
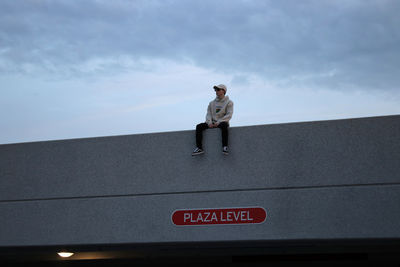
top-left (205, 102), bottom-right (212, 126)
top-left (216, 101), bottom-right (234, 124)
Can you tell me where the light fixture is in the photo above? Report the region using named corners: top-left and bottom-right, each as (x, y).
top-left (57, 252), bottom-right (74, 258)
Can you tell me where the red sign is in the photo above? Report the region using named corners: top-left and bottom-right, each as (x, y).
top-left (172, 207), bottom-right (267, 226)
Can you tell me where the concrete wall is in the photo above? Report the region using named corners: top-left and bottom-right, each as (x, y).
top-left (1, 115), bottom-right (400, 247)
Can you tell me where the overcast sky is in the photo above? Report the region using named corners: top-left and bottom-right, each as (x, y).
top-left (1, 0), bottom-right (399, 144)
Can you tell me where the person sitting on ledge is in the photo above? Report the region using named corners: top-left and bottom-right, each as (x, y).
top-left (192, 84), bottom-right (234, 156)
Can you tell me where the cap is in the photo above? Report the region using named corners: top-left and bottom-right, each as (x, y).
top-left (213, 84), bottom-right (227, 93)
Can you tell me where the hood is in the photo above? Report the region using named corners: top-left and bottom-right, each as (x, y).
top-left (215, 95), bottom-right (229, 102)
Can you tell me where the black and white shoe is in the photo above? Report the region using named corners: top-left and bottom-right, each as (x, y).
top-left (222, 146), bottom-right (229, 155)
top-left (192, 147), bottom-right (204, 156)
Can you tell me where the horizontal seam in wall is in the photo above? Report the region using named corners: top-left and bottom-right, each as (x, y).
top-left (1, 182), bottom-right (400, 204)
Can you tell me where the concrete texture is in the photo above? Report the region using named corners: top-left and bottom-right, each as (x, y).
top-left (1, 185), bottom-right (400, 246)
top-left (0, 115), bottom-right (400, 247)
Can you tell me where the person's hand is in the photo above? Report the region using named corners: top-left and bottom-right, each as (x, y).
top-left (209, 123), bottom-right (219, 128)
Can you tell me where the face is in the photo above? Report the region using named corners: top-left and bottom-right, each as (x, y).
top-left (215, 88), bottom-right (225, 98)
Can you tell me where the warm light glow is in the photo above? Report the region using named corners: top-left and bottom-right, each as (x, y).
top-left (58, 252), bottom-right (74, 258)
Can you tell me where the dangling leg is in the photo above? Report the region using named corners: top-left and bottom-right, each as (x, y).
top-left (195, 123), bottom-right (209, 149)
top-left (218, 122), bottom-right (229, 148)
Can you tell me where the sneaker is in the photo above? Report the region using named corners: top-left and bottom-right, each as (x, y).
top-left (192, 147), bottom-right (204, 156)
top-left (222, 146), bottom-right (229, 155)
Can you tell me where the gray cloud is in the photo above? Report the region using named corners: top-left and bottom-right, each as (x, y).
top-left (1, 0), bottom-right (399, 90)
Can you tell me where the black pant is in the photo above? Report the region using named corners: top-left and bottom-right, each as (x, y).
top-left (196, 122), bottom-right (229, 149)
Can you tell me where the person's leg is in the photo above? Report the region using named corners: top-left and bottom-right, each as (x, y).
top-left (218, 122), bottom-right (229, 147)
top-left (196, 123), bottom-right (209, 149)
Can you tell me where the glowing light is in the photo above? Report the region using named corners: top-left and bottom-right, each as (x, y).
top-left (57, 252), bottom-right (74, 258)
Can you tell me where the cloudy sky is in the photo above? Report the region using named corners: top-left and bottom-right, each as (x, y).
top-left (1, 0), bottom-right (399, 144)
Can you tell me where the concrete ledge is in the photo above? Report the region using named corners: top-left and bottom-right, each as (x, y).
top-left (1, 115), bottom-right (400, 201)
top-left (0, 115), bottom-right (400, 247)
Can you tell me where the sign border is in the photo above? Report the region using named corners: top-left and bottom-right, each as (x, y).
top-left (171, 206), bottom-right (268, 226)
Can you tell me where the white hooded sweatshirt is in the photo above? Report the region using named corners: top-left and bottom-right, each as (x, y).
top-left (205, 96), bottom-right (234, 125)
